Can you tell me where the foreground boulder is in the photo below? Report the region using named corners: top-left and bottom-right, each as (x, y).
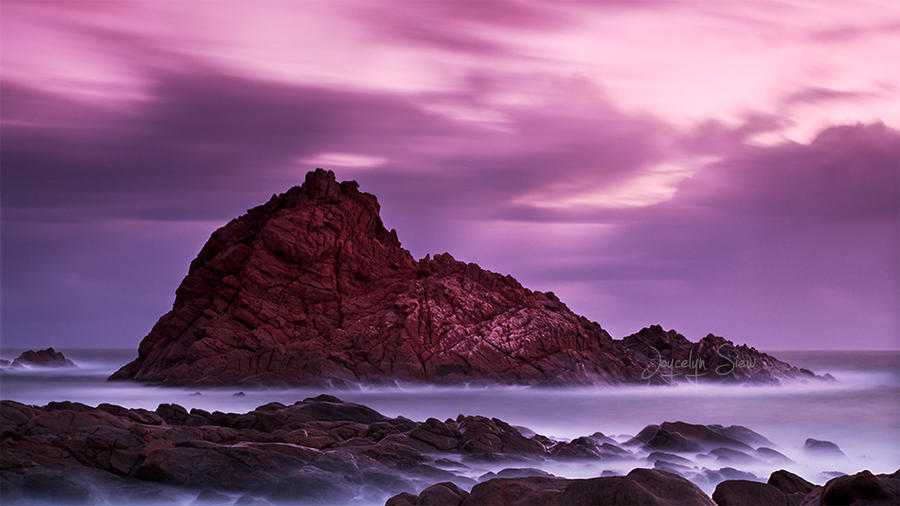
top-left (712, 480), bottom-right (789, 506)
top-left (3, 395), bottom-right (639, 505)
top-left (802, 470), bottom-right (900, 505)
top-left (712, 469), bottom-right (900, 506)
top-left (109, 169), bottom-right (821, 386)
top-left (767, 469), bottom-right (816, 506)
top-left (10, 348), bottom-right (76, 368)
top-left (388, 469), bottom-right (716, 506)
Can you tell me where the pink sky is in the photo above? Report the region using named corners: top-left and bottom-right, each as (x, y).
top-left (2, 0), bottom-right (898, 349)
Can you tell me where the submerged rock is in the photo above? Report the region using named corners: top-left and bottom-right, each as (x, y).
top-left (706, 469), bottom-right (900, 506)
top-left (10, 348), bottom-right (76, 368)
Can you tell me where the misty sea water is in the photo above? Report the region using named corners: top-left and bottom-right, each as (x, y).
top-left (2, 349), bottom-right (898, 496)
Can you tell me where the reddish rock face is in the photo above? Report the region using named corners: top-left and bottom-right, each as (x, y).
top-left (109, 169), bottom-right (819, 386)
top-left (110, 169), bottom-right (635, 385)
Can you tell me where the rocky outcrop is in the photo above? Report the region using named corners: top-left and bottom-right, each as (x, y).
top-left (110, 169), bottom-right (822, 386)
top-left (4, 396), bottom-right (721, 505)
top-left (10, 348), bottom-right (76, 368)
top-left (711, 469), bottom-right (900, 506)
top-left (801, 470), bottom-right (900, 506)
top-left (621, 326), bottom-right (815, 384)
top-left (388, 469), bottom-right (716, 506)
top-left (1, 396), bottom-right (521, 504)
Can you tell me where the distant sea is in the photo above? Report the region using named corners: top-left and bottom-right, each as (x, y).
top-left (2, 348), bottom-right (898, 492)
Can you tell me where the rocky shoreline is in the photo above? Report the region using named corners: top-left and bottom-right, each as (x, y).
top-left (2, 395), bottom-right (895, 505)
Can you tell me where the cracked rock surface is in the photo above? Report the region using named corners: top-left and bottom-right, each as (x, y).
top-left (110, 169), bottom-right (820, 386)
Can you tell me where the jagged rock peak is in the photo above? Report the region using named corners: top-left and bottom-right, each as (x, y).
top-left (109, 170), bottom-right (820, 386)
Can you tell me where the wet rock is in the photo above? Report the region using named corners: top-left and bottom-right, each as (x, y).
top-left (767, 470), bottom-right (816, 506)
top-left (3, 397), bottom-right (471, 504)
top-left (712, 480), bottom-right (788, 506)
top-left (817, 469), bottom-right (899, 505)
top-left (459, 469), bottom-right (715, 506)
top-left (11, 348), bottom-right (76, 368)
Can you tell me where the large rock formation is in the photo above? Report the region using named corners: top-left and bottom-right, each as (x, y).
top-left (110, 169), bottom-right (820, 386)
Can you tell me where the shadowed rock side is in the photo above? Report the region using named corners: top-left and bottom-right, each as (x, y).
top-left (110, 169), bottom-right (821, 386)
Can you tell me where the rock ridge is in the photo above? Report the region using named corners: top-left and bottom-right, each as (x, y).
top-left (110, 169), bottom-right (821, 386)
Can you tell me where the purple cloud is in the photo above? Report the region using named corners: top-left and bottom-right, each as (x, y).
top-left (1, 0), bottom-right (897, 352)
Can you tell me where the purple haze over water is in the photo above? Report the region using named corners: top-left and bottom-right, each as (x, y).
top-left (2, 348), bottom-right (897, 495)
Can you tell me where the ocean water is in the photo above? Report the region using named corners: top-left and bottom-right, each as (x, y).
top-left (1, 349), bottom-right (898, 495)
